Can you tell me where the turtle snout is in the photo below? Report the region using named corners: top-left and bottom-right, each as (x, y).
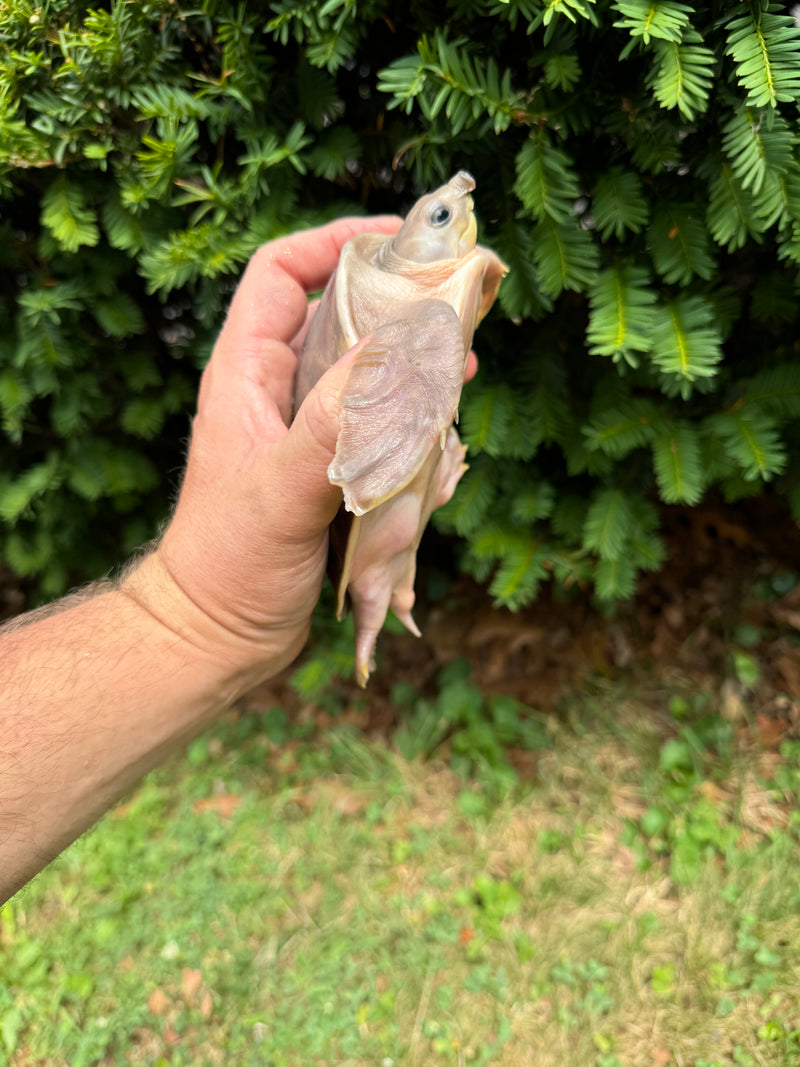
top-left (458, 211), bottom-right (478, 255)
top-left (450, 170), bottom-right (476, 195)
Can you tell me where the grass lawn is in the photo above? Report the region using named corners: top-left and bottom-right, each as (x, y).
top-left (2, 658), bottom-right (800, 1066)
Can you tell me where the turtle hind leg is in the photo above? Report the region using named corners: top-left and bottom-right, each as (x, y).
top-left (343, 490), bottom-right (425, 686)
top-left (352, 554), bottom-right (422, 686)
top-left (344, 429), bottom-right (468, 686)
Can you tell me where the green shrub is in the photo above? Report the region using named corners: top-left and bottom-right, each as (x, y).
top-left (2, 0), bottom-right (800, 604)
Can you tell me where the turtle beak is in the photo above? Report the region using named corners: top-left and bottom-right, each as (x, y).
top-left (458, 200), bottom-right (477, 255)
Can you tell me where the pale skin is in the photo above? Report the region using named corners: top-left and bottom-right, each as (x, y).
top-left (1, 214), bottom-right (494, 906)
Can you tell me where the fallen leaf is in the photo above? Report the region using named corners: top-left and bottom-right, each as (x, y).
top-left (294, 783), bottom-right (369, 817)
top-left (720, 679), bottom-right (747, 724)
top-left (163, 1024), bottom-right (180, 1046)
top-left (755, 714), bottom-right (788, 747)
top-left (699, 780), bottom-right (729, 806)
top-left (181, 968), bottom-right (202, 1003)
top-left (147, 988), bottom-right (171, 1016)
top-left (200, 989), bottom-right (213, 1019)
top-left (774, 653), bottom-right (800, 699)
top-left (192, 794), bottom-right (242, 819)
top-left (652, 1049), bottom-right (671, 1066)
top-left (773, 607), bottom-right (800, 632)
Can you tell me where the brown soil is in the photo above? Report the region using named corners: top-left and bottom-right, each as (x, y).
top-left (245, 499), bottom-right (800, 741)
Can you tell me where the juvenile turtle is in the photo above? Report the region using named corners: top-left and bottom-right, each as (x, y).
top-left (294, 171), bottom-right (507, 686)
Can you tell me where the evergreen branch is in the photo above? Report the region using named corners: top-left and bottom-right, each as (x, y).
top-left (752, 169), bottom-right (800, 230)
top-left (594, 556), bottom-right (637, 599)
top-left (532, 216), bottom-right (600, 297)
top-left (489, 538), bottom-right (549, 609)
top-left (741, 364), bottom-right (800, 419)
top-left (587, 265), bottom-right (656, 367)
top-left (706, 163), bottom-right (764, 251)
top-left (648, 32), bottom-right (714, 121)
top-left (0, 370), bottom-right (31, 442)
top-left (552, 495), bottom-right (590, 547)
top-left (139, 223), bottom-right (253, 295)
top-left (778, 222), bottom-right (800, 265)
top-left (627, 497), bottom-right (667, 572)
top-left (725, 5), bottom-right (800, 109)
top-left (529, 363), bottom-right (573, 444)
top-left (460, 383), bottom-right (514, 457)
top-left (495, 222), bottom-right (554, 322)
top-left (0, 455), bottom-right (62, 522)
top-left (583, 398), bottom-right (661, 458)
top-left (721, 105), bottom-right (797, 196)
top-left (648, 202), bottom-right (715, 285)
top-left (591, 167), bottom-right (649, 240)
top-left (648, 294), bottom-right (723, 399)
top-left (266, 0), bottom-right (361, 71)
top-left (612, 0), bottom-right (692, 45)
top-left (514, 129), bottom-right (580, 223)
top-left (460, 382), bottom-right (542, 459)
top-left (487, 0), bottom-right (541, 31)
top-left (583, 486), bottom-right (633, 561)
top-left (378, 33), bottom-right (524, 135)
top-left (651, 421), bottom-right (705, 504)
top-left (707, 407), bottom-right (787, 481)
top-left (544, 53), bottom-right (582, 91)
top-left (137, 120), bottom-right (200, 198)
top-left (40, 178), bottom-right (100, 253)
top-left (18, 280), bottom-right (86, 325)
top-left (535, 0), bottom-right (598, 31)
top-left (511, 481), bottom-right (556, 523)
top-left (435, 456), bottom-right (497, 537)
top-left (101, 194), bottom-right (145, 253)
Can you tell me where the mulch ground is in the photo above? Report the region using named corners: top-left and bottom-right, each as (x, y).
top-left (245, 497), bottom-right (800, 743)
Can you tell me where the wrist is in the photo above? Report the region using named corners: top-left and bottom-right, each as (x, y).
top-left (119, 549), bottom-right (289, 701)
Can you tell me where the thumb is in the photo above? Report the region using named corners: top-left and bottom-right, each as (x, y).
top-left (271, 348), bottom-right (360, 536)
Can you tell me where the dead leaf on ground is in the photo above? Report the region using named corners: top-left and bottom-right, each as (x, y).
top-left (163, 1024), bottom-right (180, 1046)
top-left (147, 988), bottom-right (171, 1016)
top-left (292, 782), bottom-right (370, 817)
top-left (739, 773), bottom-right (790, 835)
top-left (192, 794), bottom-right (242, 819)
top-left (199, 989), bottom-right (214, 1019)
top-left (699, 779), bottom-right (731, 807)
top-left (755, 713), bottom-right (788, 747)
top-left (773, 652), bottom-right (800, 699)
top-left (181, 967), bottom-right (202, 1003)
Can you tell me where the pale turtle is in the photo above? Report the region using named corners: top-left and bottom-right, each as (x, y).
top-left (293, 171), bottom-right (507, 686)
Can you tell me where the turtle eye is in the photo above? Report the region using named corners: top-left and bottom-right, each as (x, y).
top-left (430, 203), bottom-right (451, 227)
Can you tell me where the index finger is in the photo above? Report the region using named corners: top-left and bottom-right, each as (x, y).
top-left (203, 215), bottom-right (403, 432)
top-left (256, 215), bottom-right (403, 296)
top-left (221, 215), bottom-right (402, 351)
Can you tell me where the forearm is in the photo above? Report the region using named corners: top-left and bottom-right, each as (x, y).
top-left (0, 553), bottom-right (269, 904)
top-left (0, 217), bottom-right (401, 905)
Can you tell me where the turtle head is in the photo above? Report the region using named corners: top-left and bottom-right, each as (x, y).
top-left (391, 171), bottom-right (478, 263)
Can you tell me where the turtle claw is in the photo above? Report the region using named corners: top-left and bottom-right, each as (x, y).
top-left (393, 607), bottom-right (422, 639)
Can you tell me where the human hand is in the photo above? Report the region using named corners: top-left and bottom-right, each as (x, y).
top-left (124, 217), bottom-right (407, 687)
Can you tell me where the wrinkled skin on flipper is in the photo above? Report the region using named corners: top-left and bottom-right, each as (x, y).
top-left (293, 171), bottom-right (507, 685)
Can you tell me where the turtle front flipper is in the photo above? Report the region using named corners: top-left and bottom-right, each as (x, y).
top-left (327, 299), bottom-right (467, 515)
